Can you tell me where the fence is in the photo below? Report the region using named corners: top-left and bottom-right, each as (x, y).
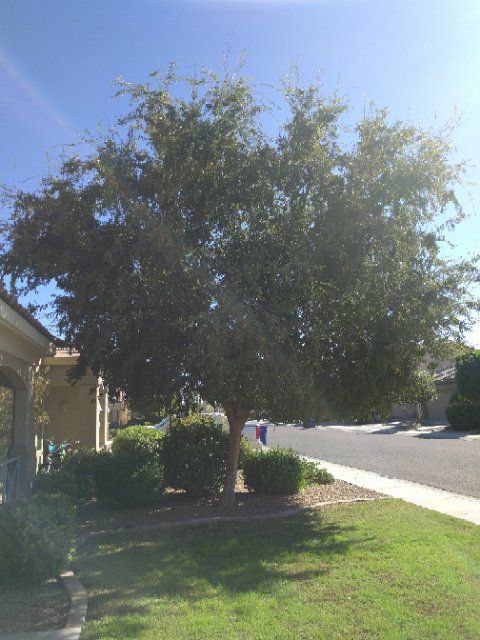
top-left (0, 456), bottom-right (19, 505)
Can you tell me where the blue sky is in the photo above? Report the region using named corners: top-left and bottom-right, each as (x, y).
top-left (1, 0), bottom-right (479, 341)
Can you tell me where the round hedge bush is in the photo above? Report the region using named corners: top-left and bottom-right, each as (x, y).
top-left (61, 448), bottom-right (100, 501)
top-left (0, 493), bottom-right (75, 589)
top-left (243, 447), bottom-right (305, 494)
top-left (34, 449), bottom-right (102, 503)
top-left (92, 451), bottom-right (166, 509)
top-left (301, 460), bottom-right (334, 486)
top-left (32, 468), bottom-right (78, 499)
top-left (111, 425), bottom-right (164, 462)
top-left (163, 415), bottom-right (229, 495)
top-left (446, 397), bottom-right (480, 431)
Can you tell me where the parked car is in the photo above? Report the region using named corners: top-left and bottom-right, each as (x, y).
top-left (149, 417), bottom-right (170, 431)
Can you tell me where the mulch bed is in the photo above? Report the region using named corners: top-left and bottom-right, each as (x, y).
top-left (0, 578), bottom-right (69, 634)
top-left (76, 474), bottom-right (382, 536)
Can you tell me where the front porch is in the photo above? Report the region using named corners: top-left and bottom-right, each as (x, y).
top-left (0, 289), bottom-right (54, 499)
top-left (0, 286), bottom-right (111, 502)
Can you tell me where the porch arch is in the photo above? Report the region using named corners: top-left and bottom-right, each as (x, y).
top-left (0, 364), bottom-right (29, 449)
top-left (0, 357), bottom-right (35, 498)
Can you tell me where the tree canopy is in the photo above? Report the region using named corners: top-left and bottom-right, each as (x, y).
top-left (1, 68), bottom-right (477, 503)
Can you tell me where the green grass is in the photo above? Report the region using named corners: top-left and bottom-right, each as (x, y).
top-left (76, 500), bottom-right (480, 639)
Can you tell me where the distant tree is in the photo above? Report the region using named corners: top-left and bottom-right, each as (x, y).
top-left (1, 67), bottom-right (477, 504)
top-left (455, 348), bottom-right (480, 402)
top-left (396, 370), bottom-right (438, 424)
top-left (446, 349), bottom-right (480, 430)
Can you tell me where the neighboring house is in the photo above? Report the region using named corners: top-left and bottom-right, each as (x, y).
top-left (424, 362), bottom-right (456, 421)
top-left (108, 393), bottom-right (132, 428)
top-left (0, 285), bottom-right (54, 498)
top-left (0, 285), bottom-right (107, 500)
top-left (43, 348), bottom-right (109, 451)
top-left (390, 361), bottom-right (456, 422)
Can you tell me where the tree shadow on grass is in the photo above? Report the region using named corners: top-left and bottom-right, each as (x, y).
top-left (77, 510), bottom-right (372, 637)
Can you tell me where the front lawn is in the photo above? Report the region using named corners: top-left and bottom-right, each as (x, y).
top-left (76, 500), bottom-right (480, 639)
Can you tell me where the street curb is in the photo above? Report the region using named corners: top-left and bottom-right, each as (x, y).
top-left (0, 572), bottom-right (87, 640)
top-left (78, 496), bottom-right (378, 542)
top-left (302, 456), bottom-right (480, 526)
top-left (62, 571), bottom-right (87, 636)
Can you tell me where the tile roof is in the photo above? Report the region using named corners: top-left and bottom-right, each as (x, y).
top-left (434, 362), bottom-right (456, 382)
top-left (0, 283), bottom-right (58, 344)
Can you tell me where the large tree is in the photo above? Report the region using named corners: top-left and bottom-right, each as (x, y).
top-left (1, 69), bottom-right (477, 504)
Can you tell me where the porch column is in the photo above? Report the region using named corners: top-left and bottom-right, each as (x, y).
top-left (9, 368), bottom-right (36, 497)
top-left (99, 388), bottom-right (109, 447)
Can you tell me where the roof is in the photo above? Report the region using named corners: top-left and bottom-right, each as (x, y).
top-left (43, 346), bottom-right (79, 366)
top-left (434, 362), bottom-right (456, 382)
top-left (0, 283), bottom-right (58, 344)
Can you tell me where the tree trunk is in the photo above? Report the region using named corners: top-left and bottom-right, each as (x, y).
top-left (222, 407), bottom-right (248, 507)
top-left (415, 402), bottom-right (423, 425)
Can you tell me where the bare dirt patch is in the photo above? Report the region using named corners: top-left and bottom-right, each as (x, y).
top-left (77, 475), bottom-right (382, 536)
top-left (0, 578), bottom-right (69, 634)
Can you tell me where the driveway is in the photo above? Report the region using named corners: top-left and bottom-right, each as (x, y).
top-left (268, 423), bottom-right (480, 499)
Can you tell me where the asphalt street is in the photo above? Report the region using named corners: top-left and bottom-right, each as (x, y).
top-left (268, 424), bottom-right (480, 499)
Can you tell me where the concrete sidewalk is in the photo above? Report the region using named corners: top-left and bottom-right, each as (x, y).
top-left (305, 456), bottom-right (480, 525)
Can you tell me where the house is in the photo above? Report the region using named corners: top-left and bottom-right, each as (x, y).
top-left (424, 362), bottom-right (456, 421)
top-left (390, 361), bottom-right (456, 422)
top-left (108, 393), bottom-right (132, 429)
top-left (0, 285), bottom-right (107, 500)
top-left (42, 348), bottom-right (109, 450)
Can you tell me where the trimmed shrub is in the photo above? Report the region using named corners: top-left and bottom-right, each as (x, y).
top-left (243, 448), bottom-right (335, 494)
top-left (0, 493), bottom-right (75, 589)
top-left (92, 451), bottom-right (165, 509)
top-left (243, 448), bottom-right (305, 494)
top-left (301, 460), bottom-right (335, 486)
top-left (163, 415), bottom-right (229, 495)
top-left (111, 426), bottom-right (164, 462)
top-left (33, 449), bottom-right (100, 502)
top-left (32, 468), bottom-right (78, 499)
top-left (62, 448), bottom-right (99, 501)
top-left (446, 397), bottom-right (480, 431)
top-left (238, 436), bottom-right (253, 470)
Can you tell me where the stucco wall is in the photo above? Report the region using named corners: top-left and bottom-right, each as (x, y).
top-left (44, 362), bottom-right (107, 450)
top-left (0, 304), bottom-right (53, 496)
top-left (45, 384), bottom-right (97, 448)
top-left (390, 403), bottom-right (416, 420)
top-left (425, 381), bottom-right (456, 421)
top-left (391, 380), bottom-right (456, 422)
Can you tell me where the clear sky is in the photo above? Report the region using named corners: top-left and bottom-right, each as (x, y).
top-left (1, 0), bottom-right (479, 341)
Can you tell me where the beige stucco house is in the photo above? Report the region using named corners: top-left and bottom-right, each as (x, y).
top-left (108, 394), bottom-right (132, 429)
top-left (0, 285), bottom-right (107, 500)
top-left (43, 348), bottom-right (109, 450)
top-left (390, 362), bottom-right (456, 422)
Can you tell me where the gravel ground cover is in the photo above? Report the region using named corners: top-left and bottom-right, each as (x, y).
top-left (0, 578), bottom-right (69, 634)
top-left (76, 475), bottom-right (381, 536)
